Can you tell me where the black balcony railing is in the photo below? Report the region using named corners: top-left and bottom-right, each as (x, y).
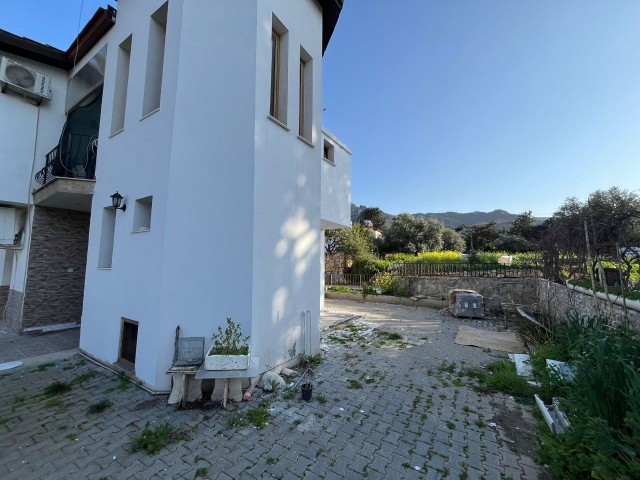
top-left (35, 133), bottom-right (97, 186)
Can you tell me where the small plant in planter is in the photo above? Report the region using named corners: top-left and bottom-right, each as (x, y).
top-left (205, 318), bottom-right (250, 371)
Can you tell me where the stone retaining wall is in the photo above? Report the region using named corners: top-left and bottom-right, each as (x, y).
top-left (393, 276), bottom-right (538, 313)
top-left (537, 279), bottom-right (640, 331)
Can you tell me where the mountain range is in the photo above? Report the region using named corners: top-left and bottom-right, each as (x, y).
top-left (350, 204), bottom-right (546, 229)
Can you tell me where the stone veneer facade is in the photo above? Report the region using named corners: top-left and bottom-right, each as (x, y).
top-left (7, 207), bottom-right (90, 331)
top-left (0, 285), bottom-right (8, 316)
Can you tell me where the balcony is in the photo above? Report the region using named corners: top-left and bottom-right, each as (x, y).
top-left (32, 133), bottom-right (97, 212)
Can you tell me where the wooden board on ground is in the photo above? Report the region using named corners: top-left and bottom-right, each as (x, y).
top-left (454, 326), bottom-right (526, 353)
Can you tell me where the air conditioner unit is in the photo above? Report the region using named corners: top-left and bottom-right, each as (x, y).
top-left (0, 57), bottom-right (52, 102)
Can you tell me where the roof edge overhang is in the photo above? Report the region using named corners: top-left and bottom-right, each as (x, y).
top-left (0, 5), bottom-right (116, 71)
top-left (319, 0), bottom-right (343, 55)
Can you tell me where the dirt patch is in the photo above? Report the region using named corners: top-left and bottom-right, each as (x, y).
top-left (489, 403), bottom-right (539, 458)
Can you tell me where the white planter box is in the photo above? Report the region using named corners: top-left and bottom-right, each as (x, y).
top-left (204, 349), bottom-right (250, 371)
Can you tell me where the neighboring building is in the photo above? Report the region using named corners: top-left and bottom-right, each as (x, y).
top-left (0, 0), bottom-right (350, 391)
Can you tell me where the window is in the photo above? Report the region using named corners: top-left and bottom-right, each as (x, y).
top-left (142, 3), bottom-right (168, 116)
top-left (119, 318), bottom-right (138, 368)
top-left (98, 207), bottom-right (116, 268)
top-left (298, 47), bottom-right (313, 141)
top-left (133, 196), bottom-right (153, 232)
top-left (323, 139), bottom-right (335, 164)
top-left (111, 35), bottom-right (132, 134)
top-left (270, 15), bottom-right (288, 123)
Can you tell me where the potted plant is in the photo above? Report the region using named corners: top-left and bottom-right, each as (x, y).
top-left (204, 318), bottom-right (250, 371)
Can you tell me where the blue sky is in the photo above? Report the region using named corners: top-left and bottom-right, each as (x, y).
top-left (2, 1), bottom-right (639, 217)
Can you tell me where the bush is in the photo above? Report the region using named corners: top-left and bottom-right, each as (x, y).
top-left (533, 314), bottom-right (640, 479)
top-left (371, 272), bottom-right (395, 295)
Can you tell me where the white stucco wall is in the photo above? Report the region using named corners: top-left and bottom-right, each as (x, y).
top-left (321, 128), bottom-right (352, 229)
top-left (0, 54), bottom-right (68, 206)
top-left (79, 0), bottom-right (347, 390)
top-left (250, 0), bottom-right (324, 370)
top-left (80, 0), bottom-right (182, 387)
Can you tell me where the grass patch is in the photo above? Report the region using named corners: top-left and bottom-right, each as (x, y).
top-left (317, 395), bottom-right (327, 404)
top-left (282, 388), bottom-right (296, 400)
top-left (300, 354), bottom-right (323, 368)
top-left (73, 369), bottom-right (98, 384)
top-left (327, 285), bottom-right (357, 294)
top-left (45, 398), bottom-right (62, 408)
top-left (375, 330), bottom-right (403, 341)
top-left (13, 395), bottom-right (26, 404)
top-left (483, 360), bottom-right (536, 399)
top-left (44, 381), bottom-right (72, 396)
top-left (36, 362), bottom-right (56, 372)
top-left (266, 457), bottom-right (277, 465)
top-left (194, 467), bottom-right (208, 478)
top-left (347, 379), bottom-right (363, 389)
top-left (131, 423), bottom-right (188, 455)
top-left (475, 419), bottom-right (486, 428)
top-left (88, 399), bottom-right (113, 414)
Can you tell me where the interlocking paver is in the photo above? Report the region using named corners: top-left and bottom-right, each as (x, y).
top-left (0, 299), bottom-right (546, 479)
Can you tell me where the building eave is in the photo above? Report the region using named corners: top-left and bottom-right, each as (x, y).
top-left (319, 0), bottom-right (343, 55)
top-left (0, 6), bottom-right (116, 71)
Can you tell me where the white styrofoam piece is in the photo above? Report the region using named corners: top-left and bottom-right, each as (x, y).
top-left (508, 353), bottom-right (533, 376)
top-left (0, 361), bottom-right (23, 371)
top-left (546, 359), bottom-right (575, 381)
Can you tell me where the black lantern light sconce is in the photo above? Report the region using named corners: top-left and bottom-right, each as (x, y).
top-left (110, 191), bottom-right (126, 212)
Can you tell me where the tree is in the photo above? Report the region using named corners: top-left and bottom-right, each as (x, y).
top-left (456, 222), bottom-right (502, 251)
top-left (490, 234), bottom-right (532, 253)
top-left (358, 207), bottom-right (387, 231)
top-left (539, 187), bottom-right (640, 286)
top-left (381, 214), bottom-right (445, 254)
top-left (441, 228), bottom-right (465, 251)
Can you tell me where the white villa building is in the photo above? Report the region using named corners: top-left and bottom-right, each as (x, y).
top-left (0, 0), bottom-right (350, 391)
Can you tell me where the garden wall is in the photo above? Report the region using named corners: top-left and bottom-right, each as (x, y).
top-left (394, 276), bottom-right (538, 313)
top-left (537, 279), bottom-right (640, 332)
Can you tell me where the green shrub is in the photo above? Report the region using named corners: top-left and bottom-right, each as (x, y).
top-left (371, 272), bottom-right (395, 295)
top-left (484, 360), bottom-right (536, 399)
top-left (327, 285), bottom-right (356, 294)
top-left (131, 423), bottom-right (188, 455)
top-left (533, 314), bottom-right (640, 479)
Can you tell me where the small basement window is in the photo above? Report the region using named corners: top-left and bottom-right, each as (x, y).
top-left (119, 318), bottom-right (138, 368)
top-left (133, 196), bottom-right (152, 232)
top-left (323, 140), bottom-right (334, 164)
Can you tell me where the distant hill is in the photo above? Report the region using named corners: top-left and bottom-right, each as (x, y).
top-left (351, 204), bottom-right (546, 229)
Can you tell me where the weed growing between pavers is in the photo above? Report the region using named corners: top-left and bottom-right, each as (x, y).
top-left (72, 369), bottom-right (98, 384)
top-left (88, 398), bottom-right (113, 414)
top-left (347, 379), bottom-right (363, 389)
top-left (227, 398), bottom-right (272, 429)
top-left (36, 362), bottom-right (56, 372)
top-left (194, 467), bottom-right (208, 478)
top-left (131, 422), bottom-right (188, 455)
top-left (44, 381), bottom-right (72, 396)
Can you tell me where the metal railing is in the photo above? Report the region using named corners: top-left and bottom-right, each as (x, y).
top-left (388, 262), bottom-right (542, 278)
top-left (35, 133), bottom-right (97, 185)
top-left (325, 273), bottom-right (375, 289)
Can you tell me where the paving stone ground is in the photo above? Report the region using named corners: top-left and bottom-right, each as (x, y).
top-left (0, 321), bottom-right (79, 363)
top-left (0, 300), bottom-right (546, 479)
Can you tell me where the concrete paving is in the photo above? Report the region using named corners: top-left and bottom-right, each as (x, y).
top-left (0, 321), bottom-right (79, 364)
top-left (0, 299), bottom-right (545, 479)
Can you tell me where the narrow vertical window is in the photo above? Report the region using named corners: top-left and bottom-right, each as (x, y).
top-left (299, 59), bottom-right (305, 137)
top-left (142, 3), bottom-right (168, 116)
top-left (98, 207), bottom-right (116, 268)
top-left (270, 31), bottom-right (280, 119)
top-left (270, 15), bottom-right (288, 124)
top-left (299, 47), bottom-right (313, 141)
top-left (111, 35), bottom-right (132, 134)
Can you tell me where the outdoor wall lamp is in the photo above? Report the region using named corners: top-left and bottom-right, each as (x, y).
top-left (110, 191), bottom-right (126, 212)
